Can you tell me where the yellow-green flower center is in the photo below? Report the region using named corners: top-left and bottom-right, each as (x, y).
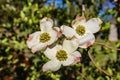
top-left (56, 50), bottom-right (68, 61)
top-left (40, 32), bottom-right (51, 43)
top-left (76, 25), bottom-right (86, 35)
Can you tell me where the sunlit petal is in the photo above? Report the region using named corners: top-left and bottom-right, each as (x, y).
top-left (85, 18), bottom-right (101, 33)
top-left (71, 51), bottom-right (81, 65)
top-left (53, 27), bottom-right (62, 38)
top-left (44, 45), bottom-right (62, 59)
top-left (72, 51), bottom-right (81, 58)
top-left (61, 55), bottom-right (74, 66)
top-left (40, 17), bottom-right (53, 31)
top-left (63, 39), bottom-right (78, 53)
top-left (72, 18), bottom-right (86, 29)
top-left (42, 59), bottom-right (61, 72)
top-left (26, 31), bottom-right (40, 48)
top-left (47, 29), bottom-right (58, 45)
top-left (54, 27), bottom-right (60, 32)
top-left (77, 33), bottom-right (95, 48)
top-left (61, 25), bottom-right (76, 38)
top-left (31, 43), bottom-right (46, 53)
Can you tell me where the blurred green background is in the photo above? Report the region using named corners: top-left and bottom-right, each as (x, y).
top-left (0, 0), bottom-right (120, 80)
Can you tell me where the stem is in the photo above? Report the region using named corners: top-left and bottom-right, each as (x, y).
top-left (88, 52), bottom-right (112, 78)
top-left (82, 4), bottom-right (85, 17)
top-left (95, 42), bottom-right (120, 51)
top-left (77, 71), bottom-right (87, 80)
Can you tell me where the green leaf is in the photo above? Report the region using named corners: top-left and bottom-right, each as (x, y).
top-left (8, 55), bottom-right (13, 60)
top-left (20, 11), bottom-right (25, 19)
top-left (117, 17), bottom-right (120, 22)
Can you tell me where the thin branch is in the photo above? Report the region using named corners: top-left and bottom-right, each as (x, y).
top-left (76, 71), bottom-right (87, 80)
top-left (95, 42), bottom-right (120, 51)
top-left (82, 4), bottom-right (85, 17)
top-left (88, 52), bottom-right (112, 78)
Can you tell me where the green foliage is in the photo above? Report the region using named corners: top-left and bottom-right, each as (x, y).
top-left (0, 0), bottom-right (120, 80)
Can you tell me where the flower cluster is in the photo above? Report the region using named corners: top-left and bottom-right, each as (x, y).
top-left (27, 17), bottom-right (102, 72)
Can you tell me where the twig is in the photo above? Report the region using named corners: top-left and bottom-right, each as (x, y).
top-left (82, 4), bottom-right (85, 17)
top-left (88, 52), bottom-right (112, 78)
top-left (95, 42), bottom-right (120, 51)
top-left (76, 71), bottom-right (87, 80)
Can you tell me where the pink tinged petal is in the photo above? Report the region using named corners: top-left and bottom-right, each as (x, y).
top-left (54, 27), bottom-right (62, 38)
top-left (71, 51), bottom-right (81, 64)
top-left (27, 35), bottom-right (32, 41)
top-left (26, 31), bottom-right (40, 48)
top-left (75, 15), bottom-right (83, 19)
top-left (40, 17), bottom-right (53, 31)
top-left (31, 43), bottom-right (46, 53)
top-left (61, 25), bottom-right (75, 38)
top-left (78, 33), bottom-right (95, 48)
top-left (63, 39), bottom-right (78, 53)
top-left (74, 57), bottom-right (80, 62)
top-left (61, 55), bottom-right (74, 66)
top-left (71, 57), bottom-right (80, 65)
top-left (86, 41), bottom-right (92, 47)
top-left (47, 29), bottom-right (58, 45)
top-left (85, 18), bottom-right (101, 33)
top-left (75, 15), bottom-right (86, 20)
top-left (57, 31), bottom-right (62, 38)
top-left (42, 59), bottom-right (61, 72)
top-left (44, 45), bottom-right (62, 59)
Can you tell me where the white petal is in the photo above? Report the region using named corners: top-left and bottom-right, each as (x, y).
top-left (61, 55), bottom-right (74, 66)
top-left (85, 18), bottom-right (101, 33)
top-left (31, 43), bottom-right (46, 53)
top-left (61, 25), bottom-right (75, 38)
top-left (63, 39), bottom-right (78, 53)
top-left (26, 31), bottom-right (40, 48)
top-left (44, 45), bottom-right (62, 59)
top-left (42, 59), bottom-right (61, 72)
top-left (72, 18), bottom-right (86, 29)
top-left (54, 27), bottom-right (62, 38)
top-left (78, 33), bottom-right (95, 48)
top-left (40, 17), bottom-right (53, 31)
top-left (54, 27), bottom-right (60, 32)
top-left (72, 51), bottom-right (81, 58)
top-left (71, 51), bottom-right (81, 65)
top-left (47, 29), bottom-right (58, 45)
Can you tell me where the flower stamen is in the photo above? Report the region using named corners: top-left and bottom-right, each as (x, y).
top-left (40, 32), bottom-right (51, 43)
top-left (56, 50), bottom-right (67, 61)
top-left (76, 25), bottom-right (85, 35)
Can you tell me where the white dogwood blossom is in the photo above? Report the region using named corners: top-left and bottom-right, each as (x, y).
top-left (61, 17), bottom-right (102, 48)
top-left (27, 18), bottom-right (58, 53)
top-left (42, 39), bottom-right (81, 72)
